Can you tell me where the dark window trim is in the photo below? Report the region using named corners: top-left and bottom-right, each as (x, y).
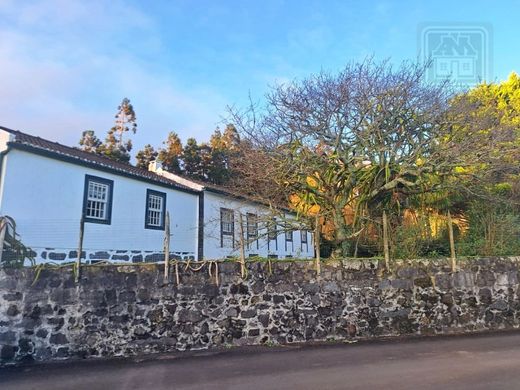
top-left (246, 212), bottom-right (259, 250)
top-left (144, 189), bottom-right (167, 230)
top-left (301, 230), bottom-right (308, 251)
top-left (197, 192), bottom-right (204, 260)
top-left (285, 229), bottom-right (293, 252)
top-left (220, 208), bottom-right (234, 248)
top-left (83, 174), bottom-right (114, 225)
top-left (267, 218), bottom-right (278, 251)
top-left (246, 213), bottom-right (258, 238)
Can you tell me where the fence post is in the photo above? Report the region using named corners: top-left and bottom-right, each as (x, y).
top-left (75, 217), bottom-right (84, 283)
top-left (382, 210), bottom-right (390, 271)
top-left (447, 210), bottom-right (457, 272)
top-left (315, 213), bottom-right (321, 275)
top-left (164, 211), bottom-right (170, 283)
top-left (238, 212), bottom-right (246, 278)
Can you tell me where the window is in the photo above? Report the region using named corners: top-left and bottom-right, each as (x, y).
top-left (285, 229), bottom-right (293, 242)
top-left (145, 189), bottom-right (166, 230)
top-left (268, 219), bottom-right (277, 240)
top-left (220, 208), bottom-right (234, 238)
top-left (246, 213), bottom-right (258, 239)
top-left (83, 175), bottom-right (113, 224)
top-left (301, 230), bottom-right (308, 244)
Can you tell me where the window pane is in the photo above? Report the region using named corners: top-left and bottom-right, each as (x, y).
top-left (221, 209), bottom-right (234, 235)
top-left (146, 192), bottom-right (164, 227)
top-left (86, 180), bottom-right (108, 220)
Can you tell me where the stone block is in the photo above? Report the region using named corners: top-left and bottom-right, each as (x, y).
top-left (49, 333), bottom-right (68, 345)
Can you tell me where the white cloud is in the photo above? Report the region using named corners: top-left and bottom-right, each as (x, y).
top-left (0, 0), bottom-right (227, 151)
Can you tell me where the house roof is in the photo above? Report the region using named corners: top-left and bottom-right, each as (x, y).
top-left (0, 126), bottom-right (198, 195)
top-left (0, 125), bottom-right (293, 213)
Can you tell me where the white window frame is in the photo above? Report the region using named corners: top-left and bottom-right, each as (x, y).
top-left (145, 189), bottom-right (166, 230)
top-left (83, 175), bottom-right (113, 224)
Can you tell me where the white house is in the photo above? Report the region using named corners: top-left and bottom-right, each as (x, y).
top-left (0, 126), bottom-right (314, 264)
top-left (149, 164), bottom-right (315, 260)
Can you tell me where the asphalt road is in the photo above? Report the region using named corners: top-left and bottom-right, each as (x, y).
top-left (3, 333), bottom-right (520, 390)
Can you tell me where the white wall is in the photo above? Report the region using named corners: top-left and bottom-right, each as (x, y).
top-left (202, 191), bottom-right (314, 260)
top-left (0, 149), bottom-right (199, 258)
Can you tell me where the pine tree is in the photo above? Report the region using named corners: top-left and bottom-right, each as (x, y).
top-left (135, 144), bottom-right (158, 169)
top-left (204, 124), bottom-right (241, 184)
top-left (78, 130), bottom-right (102, 153)
top-left (198, 143), bottom-right (213, 180)
top-left (158, 132), bottom-right (183, 174)
top-left (207, 127), bottom-right (230, 184)
top-left (222, 123), bottom-right (240, 150)
top-left (182, 138), bottom-right (202, 178)
top-left (100, 98), bottom-right (137, 164)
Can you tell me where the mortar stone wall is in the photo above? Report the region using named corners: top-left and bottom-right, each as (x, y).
top-left (25, 249), bottom-right (195, 266)
top-left (1, 257), bottom-right (520, 364)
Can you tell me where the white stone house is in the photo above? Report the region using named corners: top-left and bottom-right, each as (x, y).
top-left (0, 126), bottom-right (314, 264)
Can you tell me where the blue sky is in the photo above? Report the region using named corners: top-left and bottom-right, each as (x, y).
top-left (1, 0), bottom-right (519, 153)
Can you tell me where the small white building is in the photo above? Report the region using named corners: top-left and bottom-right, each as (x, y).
top-left (0, 126), bottom-right (314, 264)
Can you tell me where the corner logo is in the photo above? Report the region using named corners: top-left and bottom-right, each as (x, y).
top-left (419, 24), bottom-right (492, 87)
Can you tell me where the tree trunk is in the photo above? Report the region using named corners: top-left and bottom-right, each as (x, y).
top-left (382, 210), bottom-right (390, 271)
top-left (315, 213), bottom-right (321, 275)
top-left (238, 213), bottom-right (246, 278)
top-left (333, 206), bottom-right (350, 257)
top-left (164, 211), bottom-right (170, 283)
top-left (447, 210), bottom-right (456, 272)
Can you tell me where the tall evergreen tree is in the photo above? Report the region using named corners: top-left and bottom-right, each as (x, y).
top-left (222, 123), bottom-right (240, 150)
top-left (158, 132), bottom-right (184, 174)
top-left (100, 98), bottom-right (137, 164)
top-left (207, 128), bottom-right (231, 184)
top-left (135, 144), bottom-right (158, 169)
top-left (183, 138), bottom-right (202, 178)
top-left (78, 130), bottom-right (102, 153)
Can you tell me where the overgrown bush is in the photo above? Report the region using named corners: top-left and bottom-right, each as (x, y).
top-left (457, 202), bottom-right (520, 256)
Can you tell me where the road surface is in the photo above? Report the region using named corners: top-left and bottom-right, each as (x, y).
top-left (2, 333), bottom-right (520, 389)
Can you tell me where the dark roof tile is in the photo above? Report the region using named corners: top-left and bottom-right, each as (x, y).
top-left (0, 126), bottom-right (197, 193)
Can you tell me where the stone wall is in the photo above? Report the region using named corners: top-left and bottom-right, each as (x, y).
top-left (1, 257), bottom-right (520, 364)
top-left (23, 249), bottom-right (195, 266)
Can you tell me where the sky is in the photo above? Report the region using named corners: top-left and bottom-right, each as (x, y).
top-left (1, 0), bottom-right (519, 153)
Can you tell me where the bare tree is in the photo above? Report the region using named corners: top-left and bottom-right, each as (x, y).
top-left (228, 58), bottom-right (496, 258)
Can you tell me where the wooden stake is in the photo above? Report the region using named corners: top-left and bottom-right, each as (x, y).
top-left (238, 213), bottom-right (246, 278)
top-left (164, 211), bottom-right (170, 283)
top-left (76, 217), bottom-right (84, 283)
top-left (382, 210), bottom-right (390, 271)
top-left (315, 213), bottom-right (321, 275)
top-left (447, 210), bottom-right (456, 272)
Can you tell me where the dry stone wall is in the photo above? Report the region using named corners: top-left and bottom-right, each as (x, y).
top-left (1, 257), bottom-right (520, 364)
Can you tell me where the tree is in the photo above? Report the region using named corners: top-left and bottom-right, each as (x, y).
top-left (183, 138), bottom-right (202, 178)
top-left (78, 130), bottom-right (102, 153)
top-left (229, 59), bottom-right (493, 257)
top-left (221, 123), bottom-right (241, 150)
top-left (158, 132), bottom-right (183, 174)
top-left (443, 73), bottom-right (520, 256)
top-left (135, 144), bottom-right (158, 169)
top-left (448, 72), bottom-right (520, 194)
top-left (100, 98), bottom-right (138, 163)
top-left (206, 126), bottom-right (240, 185)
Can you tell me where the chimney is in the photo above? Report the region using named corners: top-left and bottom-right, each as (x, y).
top-left (148, 159), bottom-right (163, 172)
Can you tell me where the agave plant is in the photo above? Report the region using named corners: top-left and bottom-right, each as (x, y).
top-left (0, 215), bottom-right (35, 267)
